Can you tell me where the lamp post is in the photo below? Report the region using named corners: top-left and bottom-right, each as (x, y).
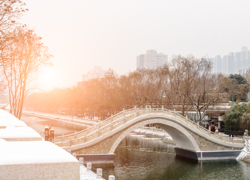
top-left (44, 125), bottom-right (49, 141)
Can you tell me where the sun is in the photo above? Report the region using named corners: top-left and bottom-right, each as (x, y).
top-left (37, 68), bottom-right (57, 91)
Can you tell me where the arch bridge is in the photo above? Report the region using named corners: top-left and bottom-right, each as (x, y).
top-left (54, 107), bottom-right (244, 161)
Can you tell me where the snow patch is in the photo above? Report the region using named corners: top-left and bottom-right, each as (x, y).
top-left (0, 141), bottom-right (79, 165)
top-left (0, 109), bottom-right (27, 127)
top-left (80, 165), bottom-right (105, 180)
top-left (0, 138), bottom-right (6, 142)
top-left (237, 150), bottom-right (248, 161)
top-left (0, 126), bottom-right (42, 140)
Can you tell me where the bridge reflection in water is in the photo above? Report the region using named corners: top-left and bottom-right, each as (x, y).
top-left (121, 133), bottom-right (174, 153)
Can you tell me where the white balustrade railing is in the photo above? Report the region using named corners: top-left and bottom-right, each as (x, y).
top-left (243, 130), bottom-right (250, 154)
top-left (54, 108), bottom-right (244, 147)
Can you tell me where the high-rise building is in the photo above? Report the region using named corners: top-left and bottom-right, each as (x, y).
top-left (136, 50), bottom-right (168, 69)
top-left (235, 47), bottom-right (250, 74)
top-left (228, 52), bottom-right (235, 74)
top-left (222, 55), bottom-right (229, 74)
top-left (210, 47), bottom-right (250, 75)
top-left (82, 66), bottom-right (106, 81)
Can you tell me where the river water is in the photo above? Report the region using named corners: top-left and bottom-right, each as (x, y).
top-left (20, 114), bottom-right (79, 136)
top-left (93, 134), bottom-right (250, 180)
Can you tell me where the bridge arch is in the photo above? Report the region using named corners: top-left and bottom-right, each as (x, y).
top-left (109, 118), bottom-right (200, 154)
top-left (56, 108), bottom-right (243, 160)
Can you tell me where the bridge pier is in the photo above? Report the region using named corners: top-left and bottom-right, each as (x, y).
top-left (175, 148), bottom-right (242, 160)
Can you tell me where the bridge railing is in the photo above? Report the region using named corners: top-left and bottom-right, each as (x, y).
top-left (166, 108), bottom-right (243, 144)
top-left (54, 108), bottom-right (136, 144)
top-left (54, 107), bottom-right (243, 147)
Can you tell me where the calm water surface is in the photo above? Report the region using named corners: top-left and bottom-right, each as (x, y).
top-left (21, 114), bottom-right (79, 136)
top-left (93, 137), bottom-right (250, 180)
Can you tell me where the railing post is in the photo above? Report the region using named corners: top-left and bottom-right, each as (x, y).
top-left (98, 123), bottom-right (101, 137)
top-left (173, 109), bottom-right (176, 117)
top-left (83, 136), bottom-right (87, 143)
top-left (134, 106), bottom-right (137, 115)
top-left (243, 129), bottom-right (249, 153)
top-left (162, 105), bottom-right (164, 112)
top-left (196, 122), bottom-right (199, 129)
top-left (123, 116), bottom-right (127, 123)
top-left (87, 162), bottom-right (92, 172)
top-left (146, 105), bottom-right (151, 111)
top-left (135, 107), bottom-right (139, 117)
top-left (110, 115), bottom-right (114, 131)
top-left (109, 175), bottom-right (115, 180)
top-left (96, 168), bottom-right (103, 179)
top-left (247, 137), bottom-right (250, 154)
top-left (122, 108), bottom-right (125, 118)
top-left (79, 157), bottom-right (84, 166)
top-left (185, 115), bottom-right (188, 122)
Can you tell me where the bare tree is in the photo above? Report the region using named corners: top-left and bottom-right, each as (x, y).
top-left (0, 0), bottom-right (28, 48)
top-left (186, 59), bottom-right (222, 123)
top-left (0, 26), bottom-right (52, 119)
top-left (166, 55), bottom-right (203, 115)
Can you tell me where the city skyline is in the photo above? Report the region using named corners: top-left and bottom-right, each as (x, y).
top-left (19, 0), bottom-right (250, 91)
top-left (210, 47), bottom-right (250, 75)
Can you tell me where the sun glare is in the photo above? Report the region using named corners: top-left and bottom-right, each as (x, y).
top-left (38, 69), bottom-right (57, 91)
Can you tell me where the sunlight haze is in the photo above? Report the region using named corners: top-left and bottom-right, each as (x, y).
top-left (20, 0), bottom-right (250, 91)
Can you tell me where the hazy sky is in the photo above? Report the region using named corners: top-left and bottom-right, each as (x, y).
top-left (21, 0), bottom-right (250, 91)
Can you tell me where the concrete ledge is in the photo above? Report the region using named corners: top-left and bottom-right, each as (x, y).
top-left (76, 154), bottom-right (115, 164)
top-left (0, 141), bottom-right (80, 179)
top-left (175, 148), bottom-right (242, 161)
top-left (0, 162), bottom-right (79, 180)
top-left (198, 150), bottom-right (242, 160)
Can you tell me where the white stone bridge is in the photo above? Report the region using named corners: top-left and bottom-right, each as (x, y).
top-left (54, 107), bottom-right (244, 161)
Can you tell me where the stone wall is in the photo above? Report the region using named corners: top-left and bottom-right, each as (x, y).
top-left (188, 130), bottom-right (241, 151)
top-left (75, 131), bottom-right (124, 154)
top-left (0, 162), bottom-right (79, 180)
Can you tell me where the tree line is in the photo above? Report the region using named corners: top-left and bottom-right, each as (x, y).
top-left (25, 55), bottom-right (250, 124)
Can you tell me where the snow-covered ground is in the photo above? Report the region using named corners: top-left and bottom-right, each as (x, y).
top-left (0, 126), bottom-right (42, 141)
top-left (0, 109), bottom-right (27, 127)
top-left (0, 141), bottom-right (78, 165)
